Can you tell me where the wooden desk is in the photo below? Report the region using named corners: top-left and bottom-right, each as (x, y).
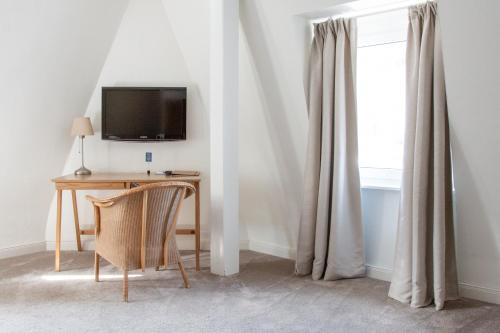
top-left (51, 172), bottom-right (201, 272)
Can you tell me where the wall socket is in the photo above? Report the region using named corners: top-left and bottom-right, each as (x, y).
top-left (145, 152), bottom-right (152, 175)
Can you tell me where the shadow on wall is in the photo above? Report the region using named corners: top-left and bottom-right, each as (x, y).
top-left (240, 0), bottom-right (306, 251)
top-left (450, 131), bottom-right (500, 289)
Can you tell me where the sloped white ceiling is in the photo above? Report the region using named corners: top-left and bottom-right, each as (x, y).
top-left (161, 0), bottom-right (210, 108)
top-left (0, 0), bottom-right (129, 250)
top-left (237, 0), bottom-right (348, 253)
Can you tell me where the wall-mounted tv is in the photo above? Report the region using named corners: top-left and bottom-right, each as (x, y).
top-left (102, 87), bottom-right (186, 141)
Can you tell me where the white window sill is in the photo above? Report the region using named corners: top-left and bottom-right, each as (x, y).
top-left (359, 167), bottom-right (401, 191)
top-left (361, 178), bottom-right (400, 191)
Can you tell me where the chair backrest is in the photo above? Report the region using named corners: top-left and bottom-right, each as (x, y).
top-left (94, 182), bottom-right (195, 270)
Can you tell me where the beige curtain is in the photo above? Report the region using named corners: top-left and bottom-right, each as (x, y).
top-left (388, 2), bottom-right (458, 310)
top-left (296, 18), bottom-right (365, 280)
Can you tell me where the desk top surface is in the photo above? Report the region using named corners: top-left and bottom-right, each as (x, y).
top-left (52, 172), bottom-right (201, 183)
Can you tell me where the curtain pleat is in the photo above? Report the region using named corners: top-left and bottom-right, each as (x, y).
top-left (388, 2), bottom-right (458, 310)
top-left (296, 18), bottom-right (365, 280)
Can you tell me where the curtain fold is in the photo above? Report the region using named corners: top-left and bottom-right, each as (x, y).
top-left (296, 18), bottom-right (365, 281)
top-left (388, 2), bottom-right (459, 310)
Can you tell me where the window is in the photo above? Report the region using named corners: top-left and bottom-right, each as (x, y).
top-left (356, 10), bottom-right (407, 189)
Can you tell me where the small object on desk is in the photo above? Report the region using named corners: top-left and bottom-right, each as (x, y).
top-left (155, 170), bottom-right (200, 176)
top-left (172, 170), bottom-right (200, 176)
top-left (155, 170), bottom-right (173, 176)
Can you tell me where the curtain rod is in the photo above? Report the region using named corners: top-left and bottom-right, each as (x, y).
top-left (310, 0), bottom-right (432, 23)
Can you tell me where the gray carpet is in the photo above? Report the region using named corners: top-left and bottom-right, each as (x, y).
top-left (0, 251), bottom-right (499, 333)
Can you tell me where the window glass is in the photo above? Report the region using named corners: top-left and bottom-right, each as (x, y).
top-left (357, 9), bottom-right (407, 171)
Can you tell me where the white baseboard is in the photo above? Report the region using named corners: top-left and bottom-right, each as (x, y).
top-left (0, 241), bottom-right (46, 259)
top-left (365, 264), bottom-right (500, 305)
top-left (459, 283), bottom-right (500, 305)
top-left (176, 234), bottom-right (210, 251)
top-left (366, 264), bottom-right (392, 281)
top-left (246, 239), bottom-right (296, 260)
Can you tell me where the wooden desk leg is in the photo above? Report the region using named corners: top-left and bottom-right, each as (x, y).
top-left (55, 189), bottom-right (62, 272)
top-left (195, 181), bottom-right (200, 271)
top-left (71, 190), bottom-right (82, 251)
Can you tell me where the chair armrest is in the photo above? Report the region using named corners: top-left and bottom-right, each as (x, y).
top-left (85, 195), bottom-right (115, 208)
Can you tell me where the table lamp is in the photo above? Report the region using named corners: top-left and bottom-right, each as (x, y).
top-left (71, 117), bottom-right (94, 175)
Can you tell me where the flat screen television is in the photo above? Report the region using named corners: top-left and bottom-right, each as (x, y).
top-left (102, 87), bottom-right (186, 141)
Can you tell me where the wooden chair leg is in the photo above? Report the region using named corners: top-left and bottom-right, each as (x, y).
top-left (94, 252), bottom-right (100, 282)
top-left (123, 269), bottom-right (129, 302)
top-left (177, 252), bottom-right (190, 289)
top-left (71, 190), bottom-right (82, 252)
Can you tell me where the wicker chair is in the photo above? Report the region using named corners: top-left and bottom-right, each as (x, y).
top-left (86, 181), bottom-right (195, 302)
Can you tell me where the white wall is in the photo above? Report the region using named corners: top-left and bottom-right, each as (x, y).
top-left (44, 0), bottom-right (211, 251)
top-left (361, 189), bottom-right (399, 276)
top-left (439, 0), bottom-right (500, 303)
top-left (239, 27), bottom-right (300, 256)
top-left (0, 0), bottom-right (128, 257)
top-left (238, 0), bottom-right (322, 258)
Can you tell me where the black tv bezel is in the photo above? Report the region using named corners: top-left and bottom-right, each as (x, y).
top-left (101, 86), bottom-right (187, 142)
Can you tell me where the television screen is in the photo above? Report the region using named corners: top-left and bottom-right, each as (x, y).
top-left (102, 87), bottom-right (186, 141)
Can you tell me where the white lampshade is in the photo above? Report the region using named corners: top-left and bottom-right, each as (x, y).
top-left (71, 117), bottom-right (94, 136)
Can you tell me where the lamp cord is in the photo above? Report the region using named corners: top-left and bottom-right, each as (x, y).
top-left (81, 136), bottom-right (85, 168)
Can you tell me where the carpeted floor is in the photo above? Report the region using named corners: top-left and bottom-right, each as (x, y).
top-left (0, 251), bottom-right (499, 333)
